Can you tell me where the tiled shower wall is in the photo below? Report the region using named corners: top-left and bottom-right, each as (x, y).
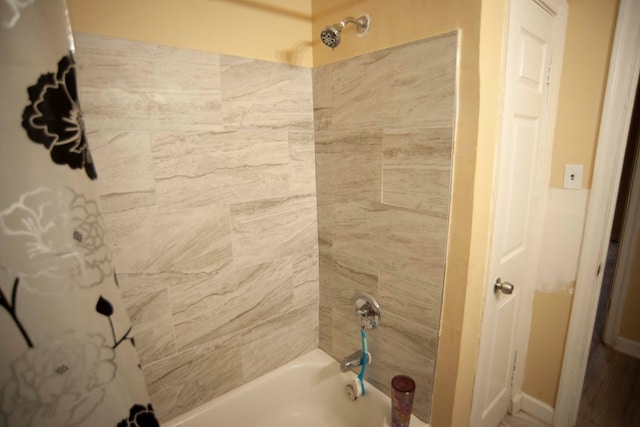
top-left (314, 33), bottom-right (457, 421)
top-left (75, 29), bottom-right (457, 423)
top-left (74, 33), bottom-right (319, 421)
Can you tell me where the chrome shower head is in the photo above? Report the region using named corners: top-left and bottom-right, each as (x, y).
top-left (320, 15), bottom-right (370, 50)
top-left (321, 25), bottom-right (342, 49)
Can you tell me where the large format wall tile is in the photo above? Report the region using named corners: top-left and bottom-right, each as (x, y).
top-left (77, 32), bottom-right (318, 422)
top-left (382, 128), bottom-right (453, 214)
top-left (76, 33), bottom-right (223, 131)
top-left (230, 194), bottom-right (318, 267)
top-left (143, 334), bottom-right (243, 421)
top-left (316, 34), bottom-right (457, 131)
top-left (241, 304), bottom-right (318, 381)
top-left (170, 259), bottom-right (294, 351)
top-left (315, 32), bottom-right (457, 422)
top-left (221, 55), bottom-right (313, 130)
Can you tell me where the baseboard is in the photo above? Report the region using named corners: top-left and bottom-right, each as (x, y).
top-left (509, 392), bottom-right (523, 414)
top-left (615, 336), bottom-right (640, 359)
top-left (521, 393), bottom-right (554, 424)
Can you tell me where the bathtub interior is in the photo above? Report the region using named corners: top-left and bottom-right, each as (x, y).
top-left (164, 349), bottom-right (429, 427)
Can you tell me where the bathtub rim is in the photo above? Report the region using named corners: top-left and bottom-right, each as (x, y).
top-left (163, 348), bottom-right (430, 427)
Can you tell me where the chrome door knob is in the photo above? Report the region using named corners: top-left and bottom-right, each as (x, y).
top-left (494, 277), bottom-right (514, 295)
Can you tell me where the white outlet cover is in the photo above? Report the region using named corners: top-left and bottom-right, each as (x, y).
top-left (563, 164), bottom-right (583, 190)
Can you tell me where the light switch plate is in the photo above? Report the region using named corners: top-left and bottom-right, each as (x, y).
top-left (564, 164), bottom-right (583, 190)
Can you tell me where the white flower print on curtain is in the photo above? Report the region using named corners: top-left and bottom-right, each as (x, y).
top-left (0, 1), bottom-right (158, 426)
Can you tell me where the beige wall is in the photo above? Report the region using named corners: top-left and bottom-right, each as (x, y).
top-left (67, 0), bottom-right (313, 67)
top-left (524, 291), bottom-right (574, 405)
top-left (523, 0), bottom-right (619, 407)
top-left (549, 0), bottom-right (619, 189)
top-left (619, 231), bottom-right (640, 342)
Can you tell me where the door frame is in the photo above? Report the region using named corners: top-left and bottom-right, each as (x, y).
top-left (553, 0), bottom-right (640, 425)
top-left (470, 0), bottom-right (568, 425)
top-left (603, 121), bottom-right (640, 357)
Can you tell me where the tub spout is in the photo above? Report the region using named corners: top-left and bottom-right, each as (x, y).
top-left (340, 350), bottom-right (365, 372)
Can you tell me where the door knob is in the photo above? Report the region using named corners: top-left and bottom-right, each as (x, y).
top-left (494, 277), bottom-right (514, 295)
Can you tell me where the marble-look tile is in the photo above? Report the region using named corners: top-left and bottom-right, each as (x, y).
top-left (378, 310), bottom-right (439, 363)
top-left (288, 131), bottom-right (317, 195)
top-left (326, 33), bottom-right (457, 131)
top-left (152, 44), bottom-right (221, 93)
top-left (152, 130), bottom-right (292, 207)
top-left (318, 303), bottom-right (333, 353)
top-left (155, 164), bottom-right (290, 208)
top-left (170, 259), bottom-right (294, 351)
top-left (328, 306), bottom-right (367, 366)
top-left (132, 316), bottom-right (176, 365)
top-left (98, 191), bottom-right (156, 215)
top-left (75, 32), bottom-right (223, 131)
top-left (311, 65), bottom-right (333, 131)
top-left (88, 130), bottom-right (155, 201)
top-left (103, 208), bottom-right (155, 274)
top-left (378, 271), bottom-right (443, 332)
top-left (117, 271), bottom-right (217, 296)
top-left (316, 194), bottom-right (334, 254)
top-left (323, 254), bottom-right (378, 314)
top-left (314, 130), bottom-right (383, 202)
top-left (240, 305), bottom-right (317, 382)
top-left (366, 327), bottom-right (434, 422)
top-left (230, 194), bottom-right (318, 268)
top-left (332, 201), bottom-right (448, 283)
top-left (123, 288), bottom-right (171, 325)
top-left (151, 130), bottom-right (289, 179)
top-left (76, 31), bottom-right (324, 423)
top-left (314, 33), bottom-right (458, 423)
top-left (143, 333), bottom-right (243, 422)
top-left (147, 206), bottom-right (233, 274)
top-left (292, 251), bottom-right (319, 308)
top-left (382, 127), bottom-right (452, 214)
top-left (74, 32), bottom-right (158, 91)
top-left (221, 55), bottom-right (313, 130)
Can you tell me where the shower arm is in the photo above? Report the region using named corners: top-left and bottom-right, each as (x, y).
top-left (339, 16), bottom-right (369, 33)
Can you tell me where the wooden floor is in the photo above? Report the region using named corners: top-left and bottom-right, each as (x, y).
top-left (500, 242), bottom-right (640, 427)
top-left (574, 242), bottom-right (640, 427)
top-left (499, 412), bottom-right (550, 427)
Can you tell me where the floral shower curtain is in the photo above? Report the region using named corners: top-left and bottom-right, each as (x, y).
top-left (1, 2), bottom-right (158, 426)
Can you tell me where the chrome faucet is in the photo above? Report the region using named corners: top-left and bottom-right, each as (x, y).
top-left (340, 350), bottom-right (366, 372)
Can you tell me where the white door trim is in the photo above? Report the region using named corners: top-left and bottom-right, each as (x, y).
top-left (553, 0), bottom-right (640, 426)
top-left (603, 123), bottom-right (640, 350)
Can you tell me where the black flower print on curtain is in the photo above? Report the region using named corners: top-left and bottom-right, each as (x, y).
top-left (0, 1), bottom-right (158, 427)
top-left (22, 53), bottom-right (97, 180)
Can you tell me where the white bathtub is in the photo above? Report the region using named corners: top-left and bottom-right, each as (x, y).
top-left (164, 349), bottom-right (429, 427)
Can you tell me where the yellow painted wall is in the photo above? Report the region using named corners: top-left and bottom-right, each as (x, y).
top-left (549, 0), bottom-right (619, 189)
top-left (523, 0), bottom-right (619, 407)
top-left (619, 231), bottom-right (640, 342)
top-left (524, 290), bottom-right (574, 404)
top-left (66, 0), bottom-right (313, 66)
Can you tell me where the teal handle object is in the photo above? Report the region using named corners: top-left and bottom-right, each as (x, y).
top-left (358, 328), bottom-right (368, 395)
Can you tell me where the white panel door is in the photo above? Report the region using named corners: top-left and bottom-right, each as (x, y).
top-left (471, 1), bottom-right (556, 426)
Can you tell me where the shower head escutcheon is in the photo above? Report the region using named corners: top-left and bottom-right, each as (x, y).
top-left (320, 15), bottom-right (370, 49)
